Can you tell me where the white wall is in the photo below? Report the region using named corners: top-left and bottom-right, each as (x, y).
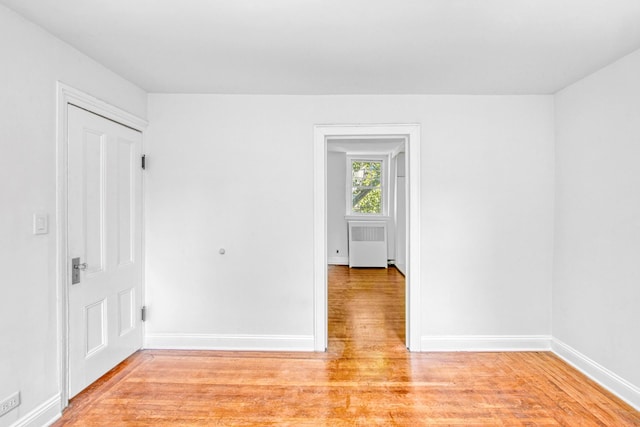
top-left (387, 155), bottom-right (397, 262)
top-left (554, 48), bottom-right (640, 403)
top-left (146, 94), bottom-right (554, 349)
top-left (327, 152), bottom-right (349, 264)
top-left (420, 97), bottom-right (555, 339)
top-left (326, 149), bottom-right (400, 265)
top-left (395, 152), bottom-right (407, 275)
top-left (0, 5), bottom-right (147, 427)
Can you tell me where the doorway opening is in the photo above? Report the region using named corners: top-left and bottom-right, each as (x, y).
top-left (313, 124), bottom-right (421, 352)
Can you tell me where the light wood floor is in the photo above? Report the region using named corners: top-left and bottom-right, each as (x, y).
top-left (54, 266), bottom-right (639, 426)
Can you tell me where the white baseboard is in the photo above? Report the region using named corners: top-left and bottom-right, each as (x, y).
top-left (421, 335), bottom-right (552, 352)
top-left (551, 338), bottom-right (640, 411)
top-left (10, 393), bottom-right (60, 427)
top-left (327, 256), bottom-right (348, 265)
top-left (145, 333), bottom-right (315, 352)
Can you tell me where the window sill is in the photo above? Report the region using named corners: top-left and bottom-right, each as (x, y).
top-left (344, 215), bottom-right (391, 221)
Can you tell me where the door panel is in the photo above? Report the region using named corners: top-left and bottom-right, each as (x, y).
top-left (117, 138), bottom-right (134, 266)
top-left (118, 288), bottom-right (135, 336)
top-left (68, 105), bottom-right (143, 398)
top-left (85, 299), bottom-right (107, 356)
top-left (83, 131), bottom-right (105, 274)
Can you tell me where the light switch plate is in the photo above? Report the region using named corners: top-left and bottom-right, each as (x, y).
top-left (33, 213), bottom-right (48, 235)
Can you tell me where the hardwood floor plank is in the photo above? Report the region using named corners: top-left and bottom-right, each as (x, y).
top-left (53, 266), bottom-right (639, 426)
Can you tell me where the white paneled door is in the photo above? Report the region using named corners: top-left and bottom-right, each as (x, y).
top-left (67, 105), bottom-right (143, 398)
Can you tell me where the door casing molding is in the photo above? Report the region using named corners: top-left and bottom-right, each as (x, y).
top-left (55, 82), bottom-right (147, 408)
top-left (313, 124), bottom-right (421, 351)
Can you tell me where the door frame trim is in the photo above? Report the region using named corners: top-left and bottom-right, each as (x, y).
top-left (55, 82), bottom-right (147, 408)
top-left (313, 124), bottom-right (421, 351)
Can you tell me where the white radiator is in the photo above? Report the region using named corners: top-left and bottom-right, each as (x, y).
top-left (348, 221), bottom-right (388, 268)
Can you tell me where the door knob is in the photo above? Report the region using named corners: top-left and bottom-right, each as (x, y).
top-left (71, 257), bottom-right (87, 285)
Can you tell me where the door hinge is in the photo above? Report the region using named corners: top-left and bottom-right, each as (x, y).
top-left (141, 306), bottom-right (147, 322)
top-left (141, 154), bottom-right (146, 170)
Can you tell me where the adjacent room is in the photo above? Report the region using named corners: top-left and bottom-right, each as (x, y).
top-left (1, 0), bottom-right (639, 425)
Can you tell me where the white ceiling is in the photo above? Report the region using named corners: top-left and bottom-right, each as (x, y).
top-left (328, 138), bottom-right (405, 154)
top-left (3, 0), bottom-right (640, 94)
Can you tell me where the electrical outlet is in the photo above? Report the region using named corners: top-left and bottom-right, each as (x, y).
top-left (0, 391), bottom-right (20, 417)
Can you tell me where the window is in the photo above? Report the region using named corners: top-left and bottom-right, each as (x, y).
top-left (347, 156), bottom-right (387, 216)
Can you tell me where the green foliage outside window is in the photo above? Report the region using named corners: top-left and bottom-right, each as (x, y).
top-left (351, 160), bottom-right (382, 214)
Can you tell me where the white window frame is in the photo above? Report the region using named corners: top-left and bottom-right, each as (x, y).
top-left (346, 154), bottom-right (389, 217)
